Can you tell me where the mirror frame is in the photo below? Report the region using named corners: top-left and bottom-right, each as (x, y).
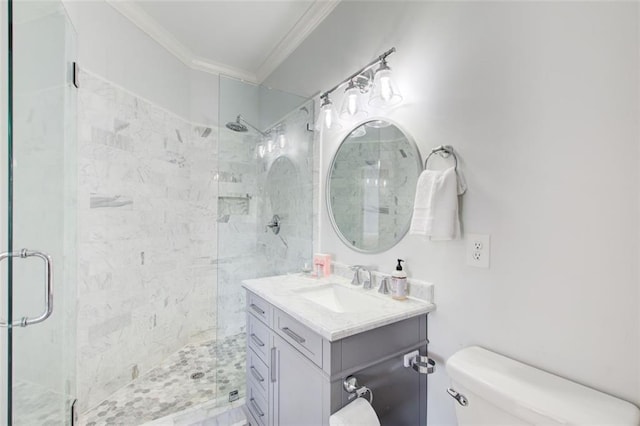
top-left (325, 118), bottom-right (423, 253)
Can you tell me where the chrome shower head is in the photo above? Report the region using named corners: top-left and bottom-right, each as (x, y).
top-left (225, 114), bottom-right (267, 136)
top-left (226, 115), bottom-right (248, 133)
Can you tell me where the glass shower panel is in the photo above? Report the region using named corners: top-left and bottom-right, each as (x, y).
top-left (7, 1), bottom-right (77, 424)
top-left (216, 76), bottom-right (313, 407)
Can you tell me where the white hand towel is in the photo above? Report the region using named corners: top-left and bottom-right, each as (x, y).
top-left (410, 166), bottom-right (461, 240)
top-left (329, 398), bottom-right (380, 426)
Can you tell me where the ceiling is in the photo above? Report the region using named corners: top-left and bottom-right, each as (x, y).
top-left (106, 0), bottom-right (340, 83)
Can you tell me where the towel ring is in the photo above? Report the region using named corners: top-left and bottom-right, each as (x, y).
top-left (424, 145), bottom-right (458, 171)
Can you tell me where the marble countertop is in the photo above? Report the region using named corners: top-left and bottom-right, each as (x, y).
top-left (242, 273), bottom-right (436, 341)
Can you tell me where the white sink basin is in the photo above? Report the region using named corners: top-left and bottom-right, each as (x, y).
top-left (294, 283), bottom-right (388, 313)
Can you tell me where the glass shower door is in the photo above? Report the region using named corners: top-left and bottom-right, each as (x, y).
top-left (2, 0), bottom-right (77, 424)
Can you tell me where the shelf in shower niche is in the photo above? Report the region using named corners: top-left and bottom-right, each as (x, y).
top-left (218, 194), bottom-right (251, 217)
top-left (215, 171), bottom-right (243, 183)
top-left (218, 193), bottom-right (252, 200)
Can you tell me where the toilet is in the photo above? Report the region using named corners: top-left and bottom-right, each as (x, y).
top-left (446, 346), bottom-right (640, 425)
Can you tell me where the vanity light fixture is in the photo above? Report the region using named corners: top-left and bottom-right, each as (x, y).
top-left (369, 58), bottom-right (402, 107)
top-left (265, 133), bottom-right (275, 153)
top-left (277, 128), bottom-right (287, 149)
top-left (316, 47), bottom-right (400, 130)
top-left (316, 94), bottom-right (342, 130)
top-left (350, 126), bottom-right (366, 138)
top-left (365, 119), bottom-right (392, 129)
top-left (339, 80), bottom-right (367, 119)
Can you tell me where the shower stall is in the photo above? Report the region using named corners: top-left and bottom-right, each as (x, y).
top-left (2, 1), bottom-right (314, 424)
top-left (77, 77), bottom-right (313, 426)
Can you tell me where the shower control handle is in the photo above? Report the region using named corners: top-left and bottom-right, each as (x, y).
top-left (266, 214), bottom-right (281, 235)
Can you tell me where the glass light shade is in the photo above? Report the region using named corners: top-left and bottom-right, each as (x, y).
top-left (339, 84), bottom-right (367, 119)
top-left (349, 126), bottom-right (366, 138)
top-left (365, 119), bottom-right (392, 129)
top-left (315, 98), bottom-right (342, 130)
top-left (257, 144), bottom-right (266, 158)
top-left (265, 135), bottom-right (275, 153)
top-left (369, 65), bottom-right (402, 108)
top-left (277, 133), bottom-right (286, 148)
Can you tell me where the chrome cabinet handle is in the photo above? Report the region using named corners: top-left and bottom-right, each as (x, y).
top-left (250, 366), bottom-right (264, 383)
top-left (281, 326), bottom-right (305, 344)
top-left (249, 303), bottom-right (265, 315)
top-left (0, 249), bottom-right (53, 328)
top-left (250, 333), bottom-right (265, 347)
top-left (250, 398), bottom-right (264, 417)
top-left (270, 347), bottom-right (276, 383)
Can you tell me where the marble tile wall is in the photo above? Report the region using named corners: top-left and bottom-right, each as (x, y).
top-left (256, 106), bottom-right (314, 276)
top-left (215, 129), bottom-right (260, 339)
top-left (77, 71), bottom-right (218, 412)
top-left (216, 103), bottom-right (314, 339)
top-left (76, 72), bottom-right (314, 415)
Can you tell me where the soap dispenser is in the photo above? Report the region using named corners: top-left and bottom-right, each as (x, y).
top-left (391, 259), bottom-right (407, 300)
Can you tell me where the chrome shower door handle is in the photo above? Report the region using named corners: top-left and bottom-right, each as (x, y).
top-left (0, 249), bottom-right (53, 328)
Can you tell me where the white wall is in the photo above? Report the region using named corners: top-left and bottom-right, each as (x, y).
top-left (63, 0), bottom-right (218, 124)
top-left (267, 2), bottom-right (640, 424)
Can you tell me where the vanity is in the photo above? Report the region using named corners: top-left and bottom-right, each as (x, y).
top-left (241, 118), bottom-right (434, 425)
top-left (242, 273), bottom-right (435, 426)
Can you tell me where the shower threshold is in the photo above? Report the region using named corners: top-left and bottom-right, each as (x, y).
top-left (144, 397), bottom-right (246, 426)
top-left (82, 333), bottom-right (246, 425)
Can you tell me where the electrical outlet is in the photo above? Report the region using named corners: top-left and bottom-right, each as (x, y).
top-left (467, 234), bottom-right (490, 268)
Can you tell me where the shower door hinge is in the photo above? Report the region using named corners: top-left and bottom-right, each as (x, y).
top-left (72, 62), bottom-right (80, 88)
top-left (71, 399), bottom-right (78, 426)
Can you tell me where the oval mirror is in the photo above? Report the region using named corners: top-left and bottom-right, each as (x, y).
top-left (327, 120), bottom-right (422, 252)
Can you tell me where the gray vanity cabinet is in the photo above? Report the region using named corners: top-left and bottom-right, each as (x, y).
top-left (272, 333), bottom-right (325, 425)
top-left (245, 290), bottom-right (428, 426)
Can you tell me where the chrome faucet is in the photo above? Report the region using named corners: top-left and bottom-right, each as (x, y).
top-left (378, 277), bottom-right (390, 294)
top-left (350, 265), bottom-right (373, 289)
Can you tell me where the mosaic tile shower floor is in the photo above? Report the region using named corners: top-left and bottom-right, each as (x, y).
top-left (83, 333), bottom-right (246, 426)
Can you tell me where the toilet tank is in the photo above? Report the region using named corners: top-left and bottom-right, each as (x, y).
top-left (446, 346), bottom-right (640, 425)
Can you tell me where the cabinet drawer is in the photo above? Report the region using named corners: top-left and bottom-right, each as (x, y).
top-left (247, 380), bottom-right (269, 426)
top-left (274, 308), bottom-right (323, 368)
top-left (247, 292), bottom-right (272, 326)
top-left (247, 347), bottom-right (269, 396)
top-left (248, 313), bottom-right (271, 362)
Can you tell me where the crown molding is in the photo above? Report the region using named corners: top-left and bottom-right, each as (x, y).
top-left (105, 0), bottom-right (259, 83)
top-left (255, 0), bottom-right (341, 83)
top-left (105, 0), bottom-right (339, 84)
top-left (191, 56), bottom-right (257, 83)
top-left (105, 0), bottom-right (191, 63)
